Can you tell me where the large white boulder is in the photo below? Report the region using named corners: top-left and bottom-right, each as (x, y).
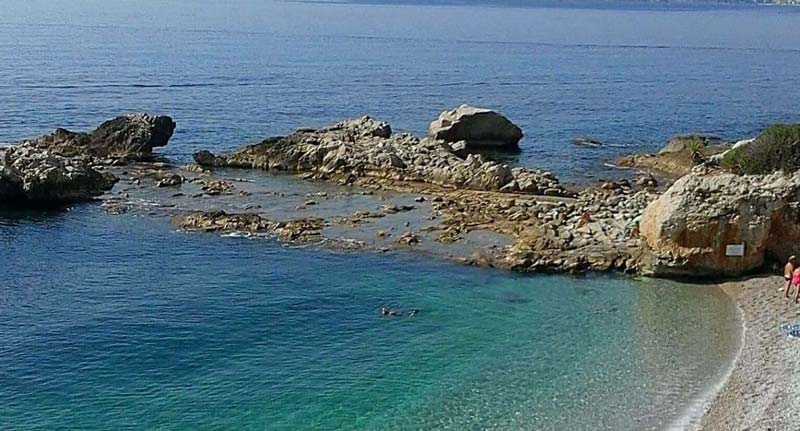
top-left (427, 105), bottom-right (523, 150)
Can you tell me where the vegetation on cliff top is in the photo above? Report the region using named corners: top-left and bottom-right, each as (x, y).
top-left (722, 124), bottom-right (800, 174)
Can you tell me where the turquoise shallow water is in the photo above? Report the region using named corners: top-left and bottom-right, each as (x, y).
top-left (0, 207), bottom-right (740, 430)
top-left (1, 0), bottom-right (778, 428)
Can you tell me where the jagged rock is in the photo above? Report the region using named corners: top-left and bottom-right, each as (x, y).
top-left (156, 174), bottom-right (183, 188)
top-left (173, 210), bottom-right (324, 242)
top-left (397, 231), bottom-right (420, 245)
top-left (640, 171), bottom-right (800, 277)
top-left (427, 104), bottom-right (523, 149)
top-left (200, 179), bottom-right (234, 195)
top-left (0, 143), bottom-right (117, 205)
top-left (500, 187), bottom-right (656, 274)
top-left (193, 116), bottom-right (571, 197)
top-left (25, 114), bottom-right (176, 163)
top-left (635, 174), bottom-right (658, 188)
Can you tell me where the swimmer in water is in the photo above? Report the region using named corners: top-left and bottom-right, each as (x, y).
top-left (380, 305), bottom-right (399, 316)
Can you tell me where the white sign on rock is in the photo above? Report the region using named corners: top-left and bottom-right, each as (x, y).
top-left (725, 244), bottom-right (745, 257)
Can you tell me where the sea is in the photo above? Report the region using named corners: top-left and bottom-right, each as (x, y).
top-left (1, 0), bottom-right (796, 429)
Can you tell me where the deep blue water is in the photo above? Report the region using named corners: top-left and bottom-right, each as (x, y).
top-left (0, 0), bottom-right (787, 429)
top-left (1, 0), bottom-right (799, 180)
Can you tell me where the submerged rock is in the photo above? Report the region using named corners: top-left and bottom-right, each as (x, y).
top-left (26, 113), bottom-right (176, 163)
top-left (640, 171), bottom-right (800, 277)
top-left (427, 104), bottom-right (523, 150)
top-left (574, 136), bottom-right (604, 148)
top-left (173, 210), bottom-right (324, 242)
top-left (0, 143), bottom-right (117, 205)
top-left (193, 116), bottom-right (570, 197)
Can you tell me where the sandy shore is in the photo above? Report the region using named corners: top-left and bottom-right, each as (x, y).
top-left (696, 275), bottom-right (800, 430)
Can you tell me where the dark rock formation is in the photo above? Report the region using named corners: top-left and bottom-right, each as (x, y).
top-left (26, 114), bottom-right (176, 163)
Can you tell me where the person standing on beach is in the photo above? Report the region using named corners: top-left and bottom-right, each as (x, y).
top-left (793, 266), bottom-right (800, 304)
top-left (784, 256), bottom-right (797, 298)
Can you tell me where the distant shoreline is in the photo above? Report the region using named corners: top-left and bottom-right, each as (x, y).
top-left (288, 0), bottom-right (800, 11)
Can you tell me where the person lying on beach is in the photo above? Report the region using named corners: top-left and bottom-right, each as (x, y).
top-left (783, 256), bottom-right (796, 297)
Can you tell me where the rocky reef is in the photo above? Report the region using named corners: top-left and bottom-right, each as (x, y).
top-left (174, 211), bottom-right (325, 242)
top-left (193, 115), bottom-right (569, 197)
top-left (5, 109), bottom-right (798, 281)
top-left (0, 113), bottom-right (175, 206)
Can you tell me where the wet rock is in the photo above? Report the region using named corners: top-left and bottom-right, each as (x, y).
top-left (397, 231), bottom-right (420, 245)
top-left (574, 136), bottom-right (604, 148)
top-left (200, 179), bottom-right (234, 195)
top-left (156, 173), bottom-right (183, 188)
top-left (173, 210), bottom-right (324, 242)
top-left (381, 204), bottom-right (415, 214)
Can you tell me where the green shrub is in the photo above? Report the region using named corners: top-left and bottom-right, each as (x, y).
top-left (684, 138), bottom-right (705, 153)
top-left (721, 124), bottom-right (800, 174)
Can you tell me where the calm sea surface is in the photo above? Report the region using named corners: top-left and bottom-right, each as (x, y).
top-left (0, 0), bottom-right (787, 429)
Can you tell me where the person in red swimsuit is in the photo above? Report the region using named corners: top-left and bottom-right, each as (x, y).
top-left (783, 256), bottom-right (797, 298)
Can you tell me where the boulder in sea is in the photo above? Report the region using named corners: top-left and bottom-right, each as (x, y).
top-left (427, 104), bottom-right (523, 150)
top-left (0, 143), bottom-right (117, 205)
top-left (639, 170), bottom-right (800, 278)
top-left (27, 113), bottom-right (176, 163)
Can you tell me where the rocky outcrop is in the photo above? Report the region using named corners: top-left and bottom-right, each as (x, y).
top-left (194, 116), bottom-right (570, 197)
top-left (501, 187), bottom-right (656, 273)
top-left (173, 210), bottom-right (325, 242)
top-left (616, 133), bottom-right (730, 178)
top-left (427, 105), bottom-right (523, 150)
top-left (658, 134), bottom-right (724, 155)
top-left (26, 114), bottom-right (176, 163)
top-left (0, 143), bottom-right (117, 205)
top-left (640, 170), bottom-right (800, 277)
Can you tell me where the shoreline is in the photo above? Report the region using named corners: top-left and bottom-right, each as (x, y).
top-left (667, 289), bottom-right (744, 431)
top-left (695, 275), bottom-right (800, 430)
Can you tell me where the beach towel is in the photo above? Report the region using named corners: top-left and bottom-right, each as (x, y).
top-left (778, 323), bottom-right (800, 338)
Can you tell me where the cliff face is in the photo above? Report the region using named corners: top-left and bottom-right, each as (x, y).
top-left (640, 170), bottom-right (800, 277)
